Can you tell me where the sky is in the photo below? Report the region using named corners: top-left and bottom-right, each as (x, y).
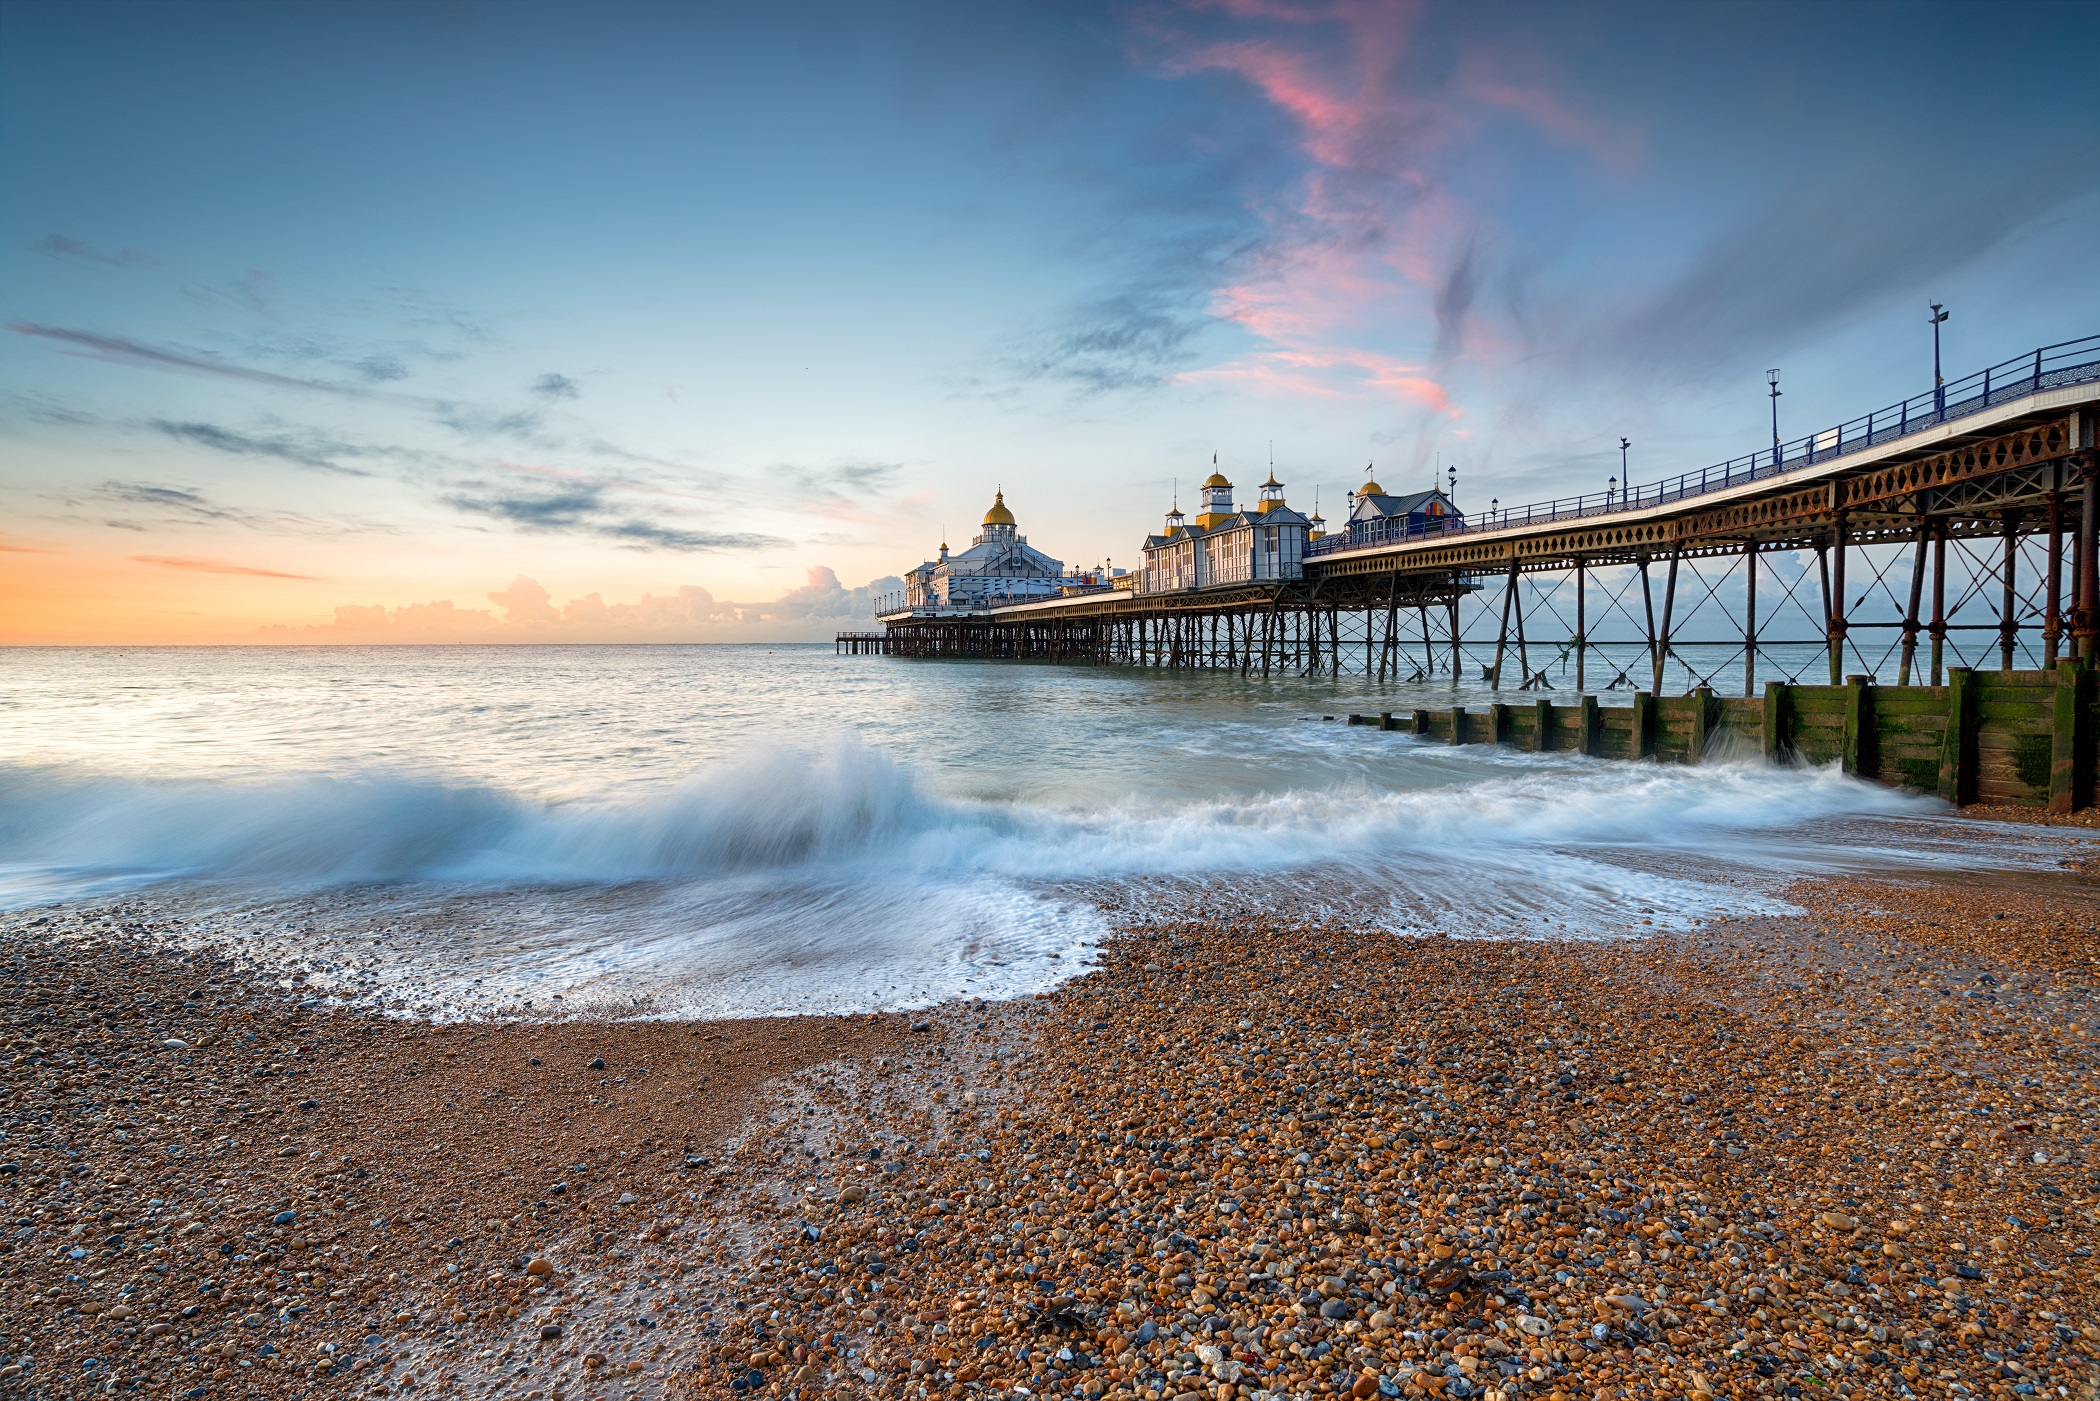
top-left (3, 0), bottom-right (2097, 644)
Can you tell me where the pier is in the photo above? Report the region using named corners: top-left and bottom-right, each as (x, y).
top-left (841, 333), bottom-right (2100, 808)
top-left (844, 334), bottom-right (2100, 690)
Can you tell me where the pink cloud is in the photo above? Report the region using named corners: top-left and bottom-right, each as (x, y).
top-left (1178, 347), bottom-right (1452, 412)
top-left (1458, 60), bottom-right (1643, 173)
top-left (1142, 1), bottom-right (1635, 416)
top-left (261, 568), bottom-right (906, 644)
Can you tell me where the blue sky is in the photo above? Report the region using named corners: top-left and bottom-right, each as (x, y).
top-left (3, 0), bottom-right (2096, 641)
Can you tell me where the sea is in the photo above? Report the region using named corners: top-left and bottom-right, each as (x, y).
top-left (0, 644), bottom-right (2082, 1022)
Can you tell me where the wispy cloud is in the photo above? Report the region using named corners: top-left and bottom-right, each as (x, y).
top-left (530, 372), bottom-right (581, 399)
top-left (8, 323), bottom-right (377, 398)
top-left (1010, 292), bottom-right (1209, 394)
top-left (79, 480), bottom-right (369, 537)
top-left (184, 268), bottom-right (277, 320)
top-left (150, 419), bottom-right (372, 475)
top-left (266, 568), bottom-right (906, 643)
top-left (131, 554), bottom-right (320, 579)
top-left (31, 234), bottom-right (156, 268)
top-left (443, 481), bottom-right (781, 553)
top-left (772, 459), bottom-right (906, 495)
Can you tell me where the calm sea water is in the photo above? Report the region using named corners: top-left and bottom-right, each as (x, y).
top-left (0, 644), bottom-right (2077, 1020)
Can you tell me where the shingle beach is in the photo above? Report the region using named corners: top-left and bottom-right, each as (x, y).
top-left (4, 865), bottom-right (2097, 1401)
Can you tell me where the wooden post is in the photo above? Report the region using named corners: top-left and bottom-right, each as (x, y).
top-left (1762, 681), bottom-right (1791, 763)
top-left (1448, 596), bottom-right (1461, 685)
top-left (1412, 708), bottom-right (1431, 734)
top-left (1574, 558), bottom-right (1587, 694)
top-left (1841, 674), bottom-right (1876, 779)
top-left (1632, 691), bottom-right (1656, 759)
top-left (1898, 516), bottom-right (1929, 687)
top-left (1938, 667), bottom-right (1977, 806)
top-left (1534, 698), bottom-right (1552, 753)
top-left (1690, 686), bottom-right (1712, 764)
top-left (1449, 707), bottom-right (1469, 746)
top-left (2049, 659), bottom-right (2084, 814)
top-left (1489, 702), bottom-right (1509, 746)
top-left (1580, 695), bottom-right (1600, 757)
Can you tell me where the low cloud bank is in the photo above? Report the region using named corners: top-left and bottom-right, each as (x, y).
top-left (259, 567), bottom-right (901, 643)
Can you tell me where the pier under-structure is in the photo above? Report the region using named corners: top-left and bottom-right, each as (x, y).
top-left (843, 334), bottom-right (2100, 696)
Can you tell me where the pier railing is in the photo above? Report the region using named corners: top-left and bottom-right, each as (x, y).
top-left (1309, 332), bottom-right (2100, 558)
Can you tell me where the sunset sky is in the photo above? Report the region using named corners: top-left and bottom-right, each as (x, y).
top-left (4, 0), bottom-right (2096, 643)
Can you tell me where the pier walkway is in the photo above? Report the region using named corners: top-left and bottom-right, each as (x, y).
top-left (846, 334), bottom-right (2100, 697)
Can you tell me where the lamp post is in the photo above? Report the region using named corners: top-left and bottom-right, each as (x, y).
top-left (1607, 476), bottom-right (1617, 508)
top-left (1767, 369), bottom-right (1783, 462)
top-left (1930, 302), bottom-right (1949, 418)
top-left (1491, 497), bottom-right (1499, 526)
top-left (1446, 463), bottom-right (1457, 503)
top-left (1619, 437), bottom-right (1630, 479)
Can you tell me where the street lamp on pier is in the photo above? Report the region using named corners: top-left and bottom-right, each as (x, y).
top-left (1607, 476), bottom-right (1617, 509)
top-left (1767, 369), bottom-right (1783, 461)
top-left (1930, 302), bottom-right (1950, 418)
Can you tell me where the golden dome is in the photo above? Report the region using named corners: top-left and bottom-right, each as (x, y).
top-left (1358, 479), bottom-right (1384, 496)
top-left (1203, 471), bottom-right (1231, 489)
top-left (982, 490), bottom-right (1015, 526)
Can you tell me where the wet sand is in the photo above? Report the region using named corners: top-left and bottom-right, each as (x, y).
top-left (4, 859), bottom-right (2099, 1401)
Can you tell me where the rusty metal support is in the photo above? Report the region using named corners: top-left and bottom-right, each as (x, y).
top-left (1491, 561), bottom-right (1518, 689)
top-left (1742, 538), bottom-right (1758, 697)
top-left (1827, 519), bottom-right (1849, 686)
top-left (2081, 458), bottom-right (2100, 661)
top-left (1899, 516), bottom-right (1929, 687)
top-left (1654, 542), bottom-right (1681, 694)
top-left (2001, 510), bottom-right (2020, 670)
top-left (2046, 475), bottom-right (2065, 666)
top-left (1930, 521), bottom-right (1948, 685)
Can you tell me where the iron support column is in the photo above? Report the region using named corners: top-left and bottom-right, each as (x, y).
top-left (2000, 510), bottom-right (2020, 671)
top-left (1899, 515), bottom-right (1930, 687)
top-left (1827, 519), bottom-right (1849, 687)
top-left (1654, 542), bottom-right (1681, 695)
top-left (1491, 561), bottom-right (1518, 689)
top-left (2046, 475), bottom-right (2065, 666)
top-left (2079, 458), bottom-right (2100, 661)
top-left (1929, 522), bottom-right (1948, 686)
top-left (1742, 538), bottom-right (1758, 698)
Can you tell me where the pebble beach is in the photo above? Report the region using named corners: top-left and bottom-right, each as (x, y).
top-left (4, 863), bottom-right (2098, 1401)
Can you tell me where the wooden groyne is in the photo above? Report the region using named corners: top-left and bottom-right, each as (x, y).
top-left (1342, 663), bottom-right (2095, 812)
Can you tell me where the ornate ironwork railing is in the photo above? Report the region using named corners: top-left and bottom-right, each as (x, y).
top-left (1307, 332), bottom-right (2100, 558)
